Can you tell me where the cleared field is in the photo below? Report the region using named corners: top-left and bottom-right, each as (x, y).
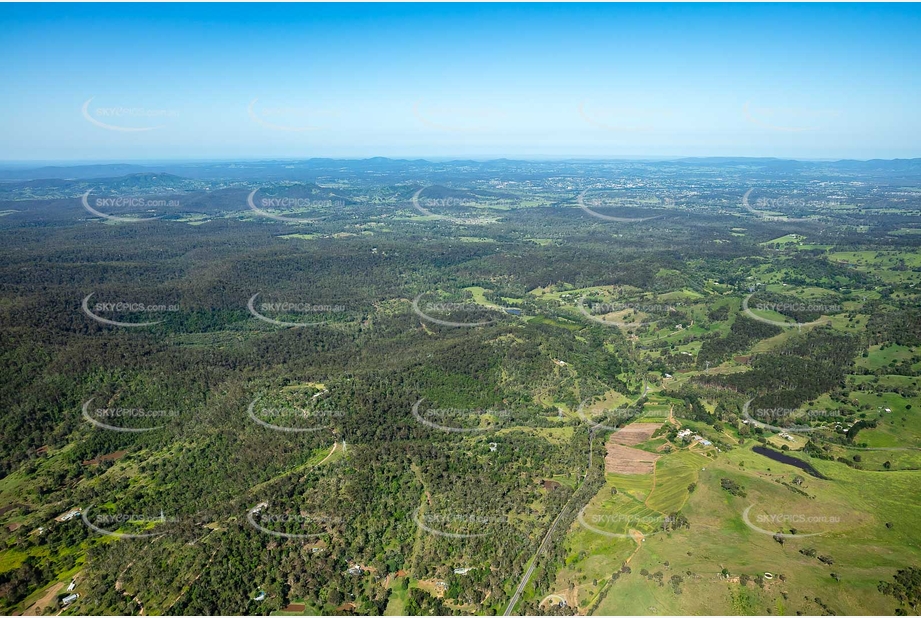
top-left (591, 440), bottom-right (921, 616)
top-left (855, 344), bottom-right (918, 371)
top-left (556, 471), bottom-right (654, 612)
top-left (644, 450), bottom-right (705, 514)
top-left (828, 250), bottom-right (921, 269)
top-left (580, 390), bottom-right (633, 417)
top-left (846, 390), bottom-right (920, 448)
top-left (610, 423), bottom-right (663, 446)
top-left (582, 491), bottom-right (665, 537)
top-left (384, 578), bottom-right (409, 616)
top-left (640, 405), bottom-right (670, 420)
top-left (605, 441), bottom-right (660, 475)
top-left (605, 472), bottom-right (655, 502)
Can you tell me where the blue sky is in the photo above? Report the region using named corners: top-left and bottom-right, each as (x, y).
top-left (1, 3), bottom-right (919, 161)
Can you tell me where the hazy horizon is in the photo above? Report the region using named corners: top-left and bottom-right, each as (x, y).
top-left (1, 154), bottom-right (918, 169)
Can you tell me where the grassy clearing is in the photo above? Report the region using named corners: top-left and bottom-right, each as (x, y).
top-left (856, 344), bottom-right (918, 371)
top-left (606, 472), bottom-right (655, 503)
top-left (589, 439), bottom-right (918, 615)
top-left (384, 578), bottom-right (409, 616)
top-left (645, 450), bottom-right (705, 514)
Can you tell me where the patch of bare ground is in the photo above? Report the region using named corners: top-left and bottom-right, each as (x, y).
top-left (604, 440), bottom-right (660, 474)
top-left (22, 581), bottom-right (65, 616)
top-left (610, 423), bottom-right (662, 446)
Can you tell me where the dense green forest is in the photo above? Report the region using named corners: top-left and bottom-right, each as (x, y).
top-left (1, 161), bottom-right (920, 616)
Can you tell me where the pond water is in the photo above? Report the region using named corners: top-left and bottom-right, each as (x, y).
top-left (753, 445), bottom-right (827, 479)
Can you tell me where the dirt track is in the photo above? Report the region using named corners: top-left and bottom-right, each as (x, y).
top-left (22, 581), bottom-right (65, 616)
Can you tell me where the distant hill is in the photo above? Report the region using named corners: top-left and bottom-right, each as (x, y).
top-left (0, 164), bottom-right (148, 181)
top-left (675, 156), bottom-right (921, 173)
top-left (2, 157), bottom-right (921, 186)
top-left (0, 173), bottom-right (205, 200)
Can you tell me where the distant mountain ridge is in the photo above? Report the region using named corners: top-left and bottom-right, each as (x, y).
top-left (1, 157), bottom-right (920, 184)
top-left (0, 173), bottom-right (205, 199)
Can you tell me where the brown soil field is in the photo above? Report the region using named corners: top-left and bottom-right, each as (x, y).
top-left (82, 450), bottom-right (127, 466)
top-left (282, 603), bottom-right (306, 613)
top-left (604, 441), bottom-right (660, 474)
top-left (610, 423), bottom-right (662, 446)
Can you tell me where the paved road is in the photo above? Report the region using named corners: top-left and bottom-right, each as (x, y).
top-left (503, 506), bottom-right (568, 616)
top-left (505, 430), bottom-right (597, 616)
top-left (504, 383), bottom-right (647, 615)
